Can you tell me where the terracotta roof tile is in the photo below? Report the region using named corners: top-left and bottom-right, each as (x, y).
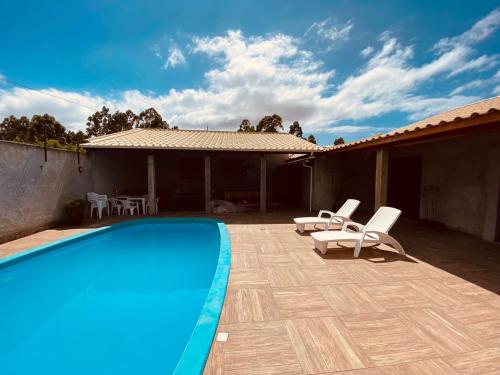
top-left (325, 96), bottom-right (500, 152)
top-left (83, 129), bottom-right (323, 153)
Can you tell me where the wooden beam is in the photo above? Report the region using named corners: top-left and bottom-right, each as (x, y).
top-left (205, 155), bottom-right (211, 213)
top-left (260, 156), bottom-right (267, 213)
top-left (147, 154), bottom-right (156, 215)
top-left (374, 149), bottom-right (389, 211)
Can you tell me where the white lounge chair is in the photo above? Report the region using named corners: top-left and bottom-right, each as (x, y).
top-left (311, 206), bottom-right (405, 258)
top-left (293, 199), bottom-right (361, 233)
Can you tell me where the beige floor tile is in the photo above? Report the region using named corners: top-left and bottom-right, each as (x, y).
top-left (272, 287), bottom-right (334, 319)
top-left (406, 278), bottom-right (475, 307)
top-left (302, 266), bottom-right (353, 285)
top-left (340, 264), bottom-right (388, 284)
top-left (318, 284), bottom-right (385, 315)
top-left (221, 287), bottom-right (280, 324)
top-left (231, 252), bottom-right (261, 269)
top-left (362, 282), bottom-right (432, 309)
top-left (224, 364), bottom-right (304, 375)
top-left (445, 347), bottom-right (500, 374)
top-left (286, 317), bottom-right (369, 373)
top-left (265, 265), bottom-right (310, 287)
top-left (229, 269), bottom-right (269, 287)
top-left (397, 308), bottom-right (483, 356)
top-left (289, 250), bottom-right (327, 266)
top-left (260, 253), bottom-right (297, 266)
top-left (222, 321), bottom-right (301, 371)
top-left (442, 277), bottom-right (498, 301)
top-left (340, 312), bottom-right (437, 366)
top-left (440, 302), bottom-right (500, 346)
top-left (382, 358), bottom-right (459, 374)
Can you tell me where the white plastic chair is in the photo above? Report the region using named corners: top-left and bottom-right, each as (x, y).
top-left (120, 199), bottom-right (139, 215)
top-left (108, 198), bottom-right (123, 215)
top-left (293, 199), bottom-right (361, 233)
top-left (311, 206), bottom-right (405, 257)
top-left (87, 192), bottom-right (109, 219)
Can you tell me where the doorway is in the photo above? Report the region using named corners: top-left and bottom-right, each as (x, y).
top-left (388, 156), bottom-right (422, 220)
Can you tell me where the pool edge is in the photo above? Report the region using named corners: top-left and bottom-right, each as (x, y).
top-left (173, 219), bottom-right (231, 375)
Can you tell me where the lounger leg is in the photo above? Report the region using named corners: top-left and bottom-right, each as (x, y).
top-left (389, 238), bottom-right (406, 256)
top-left (296, 223), bottom-right (305, 233)
top-left (354, 240), bottom-right (362, 258)
top-left (314, 239), bottom-right (328, 255)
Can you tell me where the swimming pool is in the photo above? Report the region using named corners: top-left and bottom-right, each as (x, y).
top-left (0, 218), bottom-right (230, 375)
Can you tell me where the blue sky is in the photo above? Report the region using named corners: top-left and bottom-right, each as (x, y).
top-left (0, 0), bottom-right (499, 145)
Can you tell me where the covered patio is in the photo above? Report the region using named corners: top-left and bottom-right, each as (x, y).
top-left (83, 129), bottom-right (322, 214)
top-left (1, 212), bottom-right (499, 374)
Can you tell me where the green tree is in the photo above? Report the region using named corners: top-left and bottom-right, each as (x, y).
top-left (307, 134), bottom-right (317, 144)
top-left (237, 119), bottom-right (255, 132)
top-left (333, 137), bottom-right (345, 145)
top-left (137, 107), bottom-right (169, 129)
top-left (256, 114), bottom-right (283, 133)
top-left (29, 114), bottom-right (66, 143)
top-left (86, 106), bottom-right (113, 137)
top-left (289, 121), bottom-right (303, 138)
top-left (0, 115), bottom-right (31, 142)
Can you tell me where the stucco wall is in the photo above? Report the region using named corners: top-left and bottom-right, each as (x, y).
top-left (0, 141), bottom-right (92, 242)
top-left (390, 129), bottom-right (500, 241)
top-left (313, 152), bottom-right (375, 213)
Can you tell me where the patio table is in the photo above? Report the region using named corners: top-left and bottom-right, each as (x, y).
top-left (117, 195), bottom-right (147, 215)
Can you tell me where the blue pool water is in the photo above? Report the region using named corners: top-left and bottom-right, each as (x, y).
top-left (0, 219), bottom-right (230, 375)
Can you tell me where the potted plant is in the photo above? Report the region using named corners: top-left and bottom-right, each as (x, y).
top-left (65, 199), bottom-right (86, 226)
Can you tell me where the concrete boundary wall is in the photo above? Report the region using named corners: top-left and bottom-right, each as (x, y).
top-left (0, 141), bottom-right (92, 243)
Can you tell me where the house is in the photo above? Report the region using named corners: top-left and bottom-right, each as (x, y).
top-left (306, 96), bottom-right (500, 242)
top-left (82, 129), bottom-right (322, 213)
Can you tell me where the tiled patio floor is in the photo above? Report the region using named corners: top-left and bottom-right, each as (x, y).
top-left (1, 212), bottom-right (500, 374)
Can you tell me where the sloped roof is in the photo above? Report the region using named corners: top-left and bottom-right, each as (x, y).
top-left (83, 128), bottom-right (323, 153)
top-left (325, 96), bottom-right (500, 152)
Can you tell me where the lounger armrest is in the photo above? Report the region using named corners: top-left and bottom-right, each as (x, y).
top-left (341, 221), bottom-right (364, 232)
top-left (318, 210), bottom-right (335, 218)
top-left (325, 215), bottom-right (351, 230)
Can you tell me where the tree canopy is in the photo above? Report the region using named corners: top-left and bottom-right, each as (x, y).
top-left (289, 121), bottom-right (303, 138)
top-left (256, 114), bottom-right (283, 133)
top-left (307, 134), bottom-right (317, 144)
top-left (86, 106), bottom-right (169, 136)
top-left (0, 114), bottom-right (85, 151)
top-left (334, 137), bottom-right (345, 145)
top-left (1, 106), bottom-right (171, 151)
top-left (237, 119), bottom-right (255, 132)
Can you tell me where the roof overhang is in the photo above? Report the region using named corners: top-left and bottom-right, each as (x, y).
top-left (323, 110), bottom-right (500, 155)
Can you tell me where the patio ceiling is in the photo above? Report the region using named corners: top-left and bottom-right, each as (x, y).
top-left (82, 129), bottom-right (323, 153)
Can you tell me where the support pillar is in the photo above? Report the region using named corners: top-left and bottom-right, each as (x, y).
top-left (147, 154), bottom-right (156, 215)
top-left (374, 149), bottom-right (389, 211)
top-left (260, 155), bottom-right (267, 213)
top-left (205, 155), bottom-right (211, 213)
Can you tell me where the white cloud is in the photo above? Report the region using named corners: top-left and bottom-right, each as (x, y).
top-left (434, 8), bottom-right (500, 52)
top-left (360, 46), bottom-right (374, 58)
top-left (0, 73), bottom-right (5, 83)
top-left (0, 10), bottom-right (498, 135)
top-left (450, 80), bottom-right (485, 95)
top-left (163, 46), bottom-right (186, 69)
top-left (325, 125), bottom-right (376, 134)
top-left (305, 18), bottom-right (353, 51)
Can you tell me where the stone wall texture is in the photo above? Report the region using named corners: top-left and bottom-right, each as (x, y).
top-left (0, 141), bottom-right (92, 243)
